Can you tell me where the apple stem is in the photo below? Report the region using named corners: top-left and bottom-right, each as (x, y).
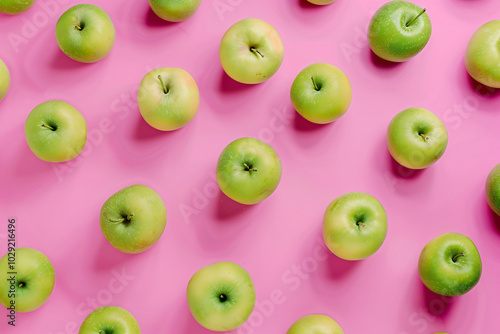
top-left (406, 8), bottom-right (426, 27)
top-left (243, 163), bottom-right (257, 172)
top-left (157, 75), bottom-right (169, 94)
top-left (311, 76), bottom-right (320, 91)
top-left (452, 252), bottom-right (464, 262)
top-left (420, 133), bottom-right (429, 141)
top-left (250, 47), bottom-right (264, 58)
top-left (41, 123), bottom-right (55, 131)
top-left (75, 24), bottom-right (82, 30)
top-left (18, 283), bottom-right (23, 288)
top-left (103, 212), bottom-right (134, 223)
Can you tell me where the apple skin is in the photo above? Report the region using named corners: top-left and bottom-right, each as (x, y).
top-left (307, 0), bottom-right (336, 4)
top-left (100, 184), bottom-right (167, 254)
top-left (465, 20), bottom-right (500, 88)
top-left (187, 262), bottom-right (256, 332)
top-left (0, 248), bottom-right (55, 312)
top-left (368, 1), bottom-right (432, 62)
top-left (387, 107), bottom-right (448, 169)
top-left (55, 4), bottom-right (115, 63)
top-left (323, 192), bottom-right (388, 261)
top-left (148, 0), bottom-right (202, 22)
top-left (0, 0), bottom-right (36, 15)
top-left (418, 233), bottom-right (482, 297)
top-left (0, 58), bottom-right (10, 101)
top-left (78, 306), bottom-right (141, 334)
top-left (287, 314), bottom-right (344, 334)
top-left (25, 100), bottom-right (87, 163)
top-left (486, 163), bottom-right (500, 216)
top-left (216, 137), bottom-right (282, 205)
top-left (138, 67), bottom-right (200, 131)
top-left (219, 18), bottom-right (284, 84)
top-left (290, 63), bottom-right (352, 124)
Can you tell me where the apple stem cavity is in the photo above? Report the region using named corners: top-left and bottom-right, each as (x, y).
top-left (103, 212), bottom-right (134, 224)
top-left (243, 163), bottom-right (257, 172)
top-left (41, 123), bottom-right (55, 131)
top-left (18, 283), bottom-right (24, 288)
top-left (452, 252), bottom-right (464, 262)
top-left (406, 8), bottom-right (426, 27)
top-left (219, 294), bottom-right (227, 302)
top-left (250, 47), bottom-right (264, 58)
top-left (75, 24), bottom-right (82, 30)
top-left (157, 75), bottom-right (169, 94)
top-left (311, 76), bottom-right (320, 91)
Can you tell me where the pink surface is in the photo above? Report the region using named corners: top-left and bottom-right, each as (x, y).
top-left (1, 0), bottom-right (500, 333)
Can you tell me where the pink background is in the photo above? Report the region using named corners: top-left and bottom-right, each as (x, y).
top-left (1, 0), bottom-right (500, 333)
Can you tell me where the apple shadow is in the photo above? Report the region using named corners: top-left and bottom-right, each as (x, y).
top-left (298, 0), bottom-right (325, 10)
top-left (133, 113), bottom-right (174, 141)
top-left (93, 236), bottom-right (138, 271)
top-left (50, 47), bottom-right (97, 71)
top-left (323, 251), bottom-right (361, 280)
top-left (421, 282), bottom-right (456, 319)
top-left (467, 72), bottom-right (500, 99)
top-left (389, 152), bottom-right (426, 180)
top-left (218, 70), bottom-right (260, 94)
top-left (486, 202), bottom-right (500, 235)
top-left (215, 190), bottom-right (257, 221)
top-left (144, 7), bottom-right (181, 28)
top-left (370, 50), bottom-right (404, 69)
top-left (293, 109), bottom-right (333, 132)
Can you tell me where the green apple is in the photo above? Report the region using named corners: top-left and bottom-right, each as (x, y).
top-left (323, 192), bottom-right (387, 261)
top-left (368, 1), bottom-right (432, 62)
top-left (138, 67), bottom-right (200, 131)
top-left (78, 306), bottom-right (140, 334)
top-left (148, 0), bottom-right (202, 22)
top-left (290, 63), bottom-right (352, 124)
top-left (287, 314), bottom-right (344, 334)
top-left (187, 262), bottom-right (256, 331)
top-left (0, 58), bottom-right (10, 102)
top-left (25, 100), bottom-right (87, 163)
top-left (55, 4), bottom-right (115, 63)
top-left (219, 18), bottom-right (284, 84)
top-left (418, 233), bottom-right (482, 296)
top-left (100, 185), bottom-right (167, 254)
top-left (0, 0), bottom-right (36, 15)
top-left (387, 107), bottom-right (448, 169)
top-left (306, 0), bottom-right (336, 4)
top-left (216, 137), bottom-right (282, 205)
top-left (465, 20), bottom-right (500, 88)
top-left (0, 248), bottom-right (55, 312)
top-left (486, 163), bottom-right (500, 216)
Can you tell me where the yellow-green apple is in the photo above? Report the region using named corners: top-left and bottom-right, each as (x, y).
top-left (290, 63), bottom-right (352, 124)
top-left (465, 20), bottom-right (500, 88)
top-left (0, 0), bottom-right (36, 15)
top-left (138, 67), bottom-right (200, 131)
top-left (418, 233), bottom-right (482, 296)
top-left (187, 262), bottom-right (256, 331)
top-left (0, 58), bottom-right (10, 102)
top-left (287, 314), bottom-right (344, 334)
top-left (25, 100), bottom-right (87, 162)
top-left (56, 4), bottom-right (115, 63)
top-left (0, 248), bottom-right (55, 312)
top-left (307, 0), bottom-right (336, 4)
top-left (387, 107), bottom-right (448, 169)
top-left (148, 0), bottom-right (202, 22)
top-left (219, 18), bottom-right (284, 84)
top-left (100, 185), bottom-right (167, 254)
top-left (216, 137), bottom-right (282, 205)
top-left (323, 192), bottom-right (388, 261)
top-left (486, 163), bottom-right (500, 215)
top-left (78, 306), bottom-right (140, 334)
top-left (368, 1), bottom-right (432, 62)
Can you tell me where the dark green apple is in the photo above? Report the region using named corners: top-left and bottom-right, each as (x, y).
top-left (418, 233), bottom-right (482, 296)
top-left (486, 163), bottom-right (500, 215)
